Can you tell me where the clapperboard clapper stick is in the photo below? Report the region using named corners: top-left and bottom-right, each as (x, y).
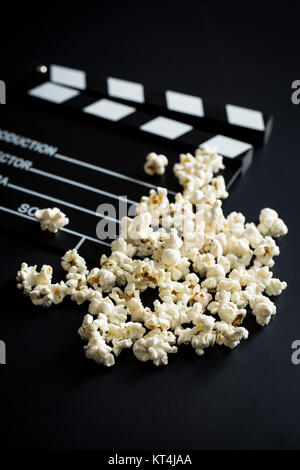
top-left (28, 71), bottom-right (253, 185)
top-left (0, 67), bottom-right (253, 263)
top-left (45, 64), bottom-right (272, 146)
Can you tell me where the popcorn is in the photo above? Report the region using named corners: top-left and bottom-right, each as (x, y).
top-left (258, 208), bottom-right (288, 237)
top-left (217, 278), bottom-right (241, 293)
top-left (107, 305), bottom-right (128, 326)
top-left (159, 279), bottom-right (190, 305)
top-left (173, 146), bottom-right (224, 200)
top-left (106, 322), bottom-right (145, 356)
top-left (100, 251), bottom-right (134, 286)
top-left (265, 278), bottom-right (287, 297)
top-left (224, 212), bottom-right (245, 237)
top-left (78, 313), bottom-right (109, 340)
top-left (61, 249), bottom-right (88, 274)
top-left (87, 267), bottom-right (116, 292)
top-left (144, 152), bottom-right (168, 175)
top-left (189, 288), bottom-right (213, 309)
top-left (201, 264), bottom-right (226, 291)
top-left (126, 297), bottom-right (148, 323)
top-left (111, 238), bottom-right (137, 257)
top-left (51, 281), bottom-right (68, 304)
top-left (254, 237), bottom-right (280, 267)
top-left (88, 291), bottom-right (114, 316)
top-left (133, 329), bottom-right (177, 366)
top-left (17, 263), bottom-right (38, 294)
top-left (155, 229), bottom-right (191, 281)
top-left (214, 321), bottom-right (249, 349)
top-left (196, 145), bottom-right (225, 172)
top-left (35, 207), bottom-right (69, 233)
top-left (249, 294), bottom-right (277, 326)
top-left (191, 252), bottom-right (216, 277)
top-left (210, 176), bottom-right (229, 200)
top-left (160, 247), bottom-right (181, 267)
top-left (176, 314), bottom-right (216, 356)
top-left (207, 290), bottom-right (246, 325)
top-left (16, 263), bottom-right (53, 295)
top-left (229, 266), bottom-right (256, 287)
top-left (29, 284), bottom-right (53, 308)
top-left (130, 258), bottom-right (166, 290)
top-left (204, 201), bottom-right (226, 237)
top-left (84, 333), bottom-right (115, 367)
top-left (136, 187), bottom-right (169, 227)
top-left (88, 292), bottom-right (128, 325)
top-left (144, 300), bottom-right (190, 330)
top-left (66, 271), bottom-right (92, 305)
top-left (226, 235), bottom-right (253, 260)
top-left (244, 223), bottom-right (263, 248)
top-left (16, 263), bottom-right (69, 308)
top-left (17, 144), bottom-right (288, 368)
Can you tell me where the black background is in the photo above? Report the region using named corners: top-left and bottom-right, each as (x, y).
top-left (0, 2), bottom-right (300, 451)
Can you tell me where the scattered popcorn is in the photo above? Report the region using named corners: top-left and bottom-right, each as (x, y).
top-left (249, 294), bottom-right (277, 326)
top-left (29, 284), bottom-right (54, 308)
top-left (254, 237), bottom-right (280, 267)
top-left (51, 281), bottom-right (68, 304)
top-left (61, 249), bottom-right (88, 274)
top-left (258, 208), bottom-right (288, 237)
top-left (85, 333), bottom-right (115, 367)
top-left (214, 321), bottom-right (249, 349)
top-left (87, 267), bottom-right (116, 292)
top-left (66, 271), bottom-right (93, 305)
top-left (144, 152), bottom-right (168, 176)
top-left (89, 291), bottom-right (114, 316)
top-left (106, 322), bottom-right (145, 356)
top-left (176, 313), bottom-right (216, 356)
top-left (35, 207), bottom-right (69, 233)
top-left (16, 263), bottom-right (53, 295)
top-left (78, 313), bottom-right (109, 340)
top-left (16, 263), bottom-right (68, 308)
top-left (207, 290), bottom-right (246, 326)
top-left (17, 145), bottom-right (288, 367)
top-left (265, 278), bottom-right (287, 297)
top-left (133, 329), bottom-right (177, 366)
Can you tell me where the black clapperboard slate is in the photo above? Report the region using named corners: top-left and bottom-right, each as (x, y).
top-left (0, 65), bottom-right (266, 262)
top-left (49, 64), bottom-right (273, 146)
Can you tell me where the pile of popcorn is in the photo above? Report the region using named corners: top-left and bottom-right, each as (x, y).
top-left (16, 146), bottom-right (288, 367)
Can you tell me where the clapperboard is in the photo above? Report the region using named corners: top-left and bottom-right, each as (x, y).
top-left (0, 64), bottom-right (272, 261)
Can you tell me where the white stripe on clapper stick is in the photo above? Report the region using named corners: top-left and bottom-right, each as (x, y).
top-left (74, 236), bottom-right (86, 250)
top-left (7, 182), bottom-right (119, 223)
top-left (54, 153), bottom-right (176, 195)
top-left (28, 167), bottom-right (138, 205)
top-left (0, 205), bottom-right (110, 246)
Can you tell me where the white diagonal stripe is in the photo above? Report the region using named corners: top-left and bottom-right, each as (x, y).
top-left (28, 82), bottom-right (80, 104)
top-left (166, 90), bottom-right (204, 117)
top-left (140, 116), bottom-right (193, 140)
top-left (226, 104), bottom-right (265, 131)
top-left (107, 77), bottom-right (145, 103)
top-left (200, 135), bottom-right (252, 158)
top-left (0, 205), bottom-right (110, 246)
top-left (7, 183), bottom-right (119, 223)
top-left (83, 99), bottom-right (136, 121)
top-left (28, 166), bottom-right (137, 205)
top-left (50, 64), bottom-right (86, 90)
